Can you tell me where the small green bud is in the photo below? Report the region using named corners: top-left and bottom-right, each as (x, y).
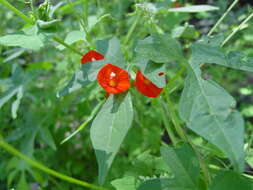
top-left (38, 0), bottom-right (51, 21)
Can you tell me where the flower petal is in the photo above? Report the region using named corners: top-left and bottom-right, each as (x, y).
top-left (81, 50), bottom-right (104, 64)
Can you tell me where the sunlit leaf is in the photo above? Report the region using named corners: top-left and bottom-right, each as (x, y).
top-left (0, 34), bottom-right (43, 50)
top-left (0, 86), bottom-right (19, 109)
top-left (11, 86), bottom-right (24, 119)
top-left (168, 5), bottom-right (219, 13)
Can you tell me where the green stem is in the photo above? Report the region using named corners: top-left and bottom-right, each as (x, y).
top-left (190, 142), bottom-right (211, 186)
top-left (164, 94), bottom-right (187, 142)
top-left (221, 12), bottom-right (253, 47)
top-left (0, 0), bottom-right (34, 24)
top-left (0, 139), bottom-right (110, 190)
top-left (162, 64), bottom-right (188, 96)
top-left (124, 13), bottom-right (141, 44)
top-left (30, 0), bottom-right (37, 19)
top-left (61, 100), bottom-right (105, 144)
top-left (159, 100), bottom-right (178, 146)
top-left (53, 36), bottom-right (83, 56)
top-left (207, 0), bottom-right (239, 36)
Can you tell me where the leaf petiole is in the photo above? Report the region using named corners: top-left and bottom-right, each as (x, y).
top-left (60, 99), bottom-right (106, 145)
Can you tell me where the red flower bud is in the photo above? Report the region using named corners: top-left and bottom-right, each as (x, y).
top-left (81, 50), bottom-right (104, 64)
top-left (97, 64), bottom-right (130, 94)
top-left (173, 2), bottom-right (181, 8)
top-left (135, 70), bottom-right (163, 98)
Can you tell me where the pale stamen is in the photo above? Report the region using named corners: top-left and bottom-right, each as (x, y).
top-left (110, 72), bottom-right (116, 79)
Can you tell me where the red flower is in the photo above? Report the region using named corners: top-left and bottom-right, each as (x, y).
top-left (81, 50), bottom-right (104, 64)
top-left (173, 2), bottom-right (181, 8)
top-left (135, 70), bottom-right (163, 98)
top-left (97, 64), bottom-right (130, 94)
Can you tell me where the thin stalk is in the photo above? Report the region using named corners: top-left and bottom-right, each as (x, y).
top-left (53, 36), bottom-right (83, 56)
top-left (190, 142), bottom-right (211, 186)
top-left (124, 13), bottom-right (141, 44)
top-left (0, 0), bottom-right (34, 24)
top-left (0, 139), bottom-right (110, 190)
top-left (221, 12), bottom-right (253, 47)
top-left (162, 64), bottom-right (188, 96)
top-left (208, 0), bottom-right (239, 36)
top-left (30, 0), bottom-right (37, 19)
top-left (60, 100), bottom-right (105, 144)
top-left (164, 94), bottom-right (187, 142)
top-left (160, 100), bottom-right (178, 146)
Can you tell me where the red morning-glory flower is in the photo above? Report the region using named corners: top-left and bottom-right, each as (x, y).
top-left (81, 50), bottom-right (104, 64)
top-left (135, 70), bottom-right (163, 98)
top-left (173, 2), bottom-right (181, 8)
top-left (97, 64), bottom-right (130, 94)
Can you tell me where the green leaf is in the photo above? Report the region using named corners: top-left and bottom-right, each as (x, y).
top-left (90, 92), bottom-right (133, 185)
top-left (133, 57), bottom-right (166, 88)
top-left (57, 30), bottom-right (86, 50)
top-left (96, 40), bottom-right (109, 55)
top-left (209, 171), bottom-right (253, 190)
top-left (88, 14), bottom-right (112, 31)
top-left (172, 24), bottom-right (199, 39)
top-left (17, 173), bottom-right (29, 190)
top-left (37, 19), bottom-right (61, 29)
top-left (138, 144), bottom-right (200, 190)
top-left (0, 34), bottom-right (43, 50)
top-left (39, 127), bottom-right (57, 150)
top-left (168, 5), bottom-right (219, 13)
top-left (191, 36), bottom-right (253, 72)
top-left (138, 179), bottom-right (172, 190)
top-left (105, 37), bottom-right (125, 68)
top-left (224, 51), bottom-right (253, 72)
top-left (161, 144), bottom-right (199, 188)
top-left (111, 176), bottom-right (138, 190)
top-left (0, 85), bottom-right (21, 109)
top-left (57, 59), bottom-right (107, 97)
top-left (11, 86), bottom-right (24, 119)
top-left (135, 34), bottom-right (184, 63)
top-left (179, 64), bottom-right (245, 172)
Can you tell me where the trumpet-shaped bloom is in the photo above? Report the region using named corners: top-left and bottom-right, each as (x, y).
top-left (135, 70), bottom-right (163, 98)
top-left (81, 50), bottom-right (104, 64)
top-left (97, 64), bottom-right (130, 94)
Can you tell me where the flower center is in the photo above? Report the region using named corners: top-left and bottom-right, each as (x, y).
top-left (109, 80), bottom-right (117, 87)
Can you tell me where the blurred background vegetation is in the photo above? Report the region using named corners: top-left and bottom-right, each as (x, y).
top-left (0, 0), bottom-right (253, 189)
